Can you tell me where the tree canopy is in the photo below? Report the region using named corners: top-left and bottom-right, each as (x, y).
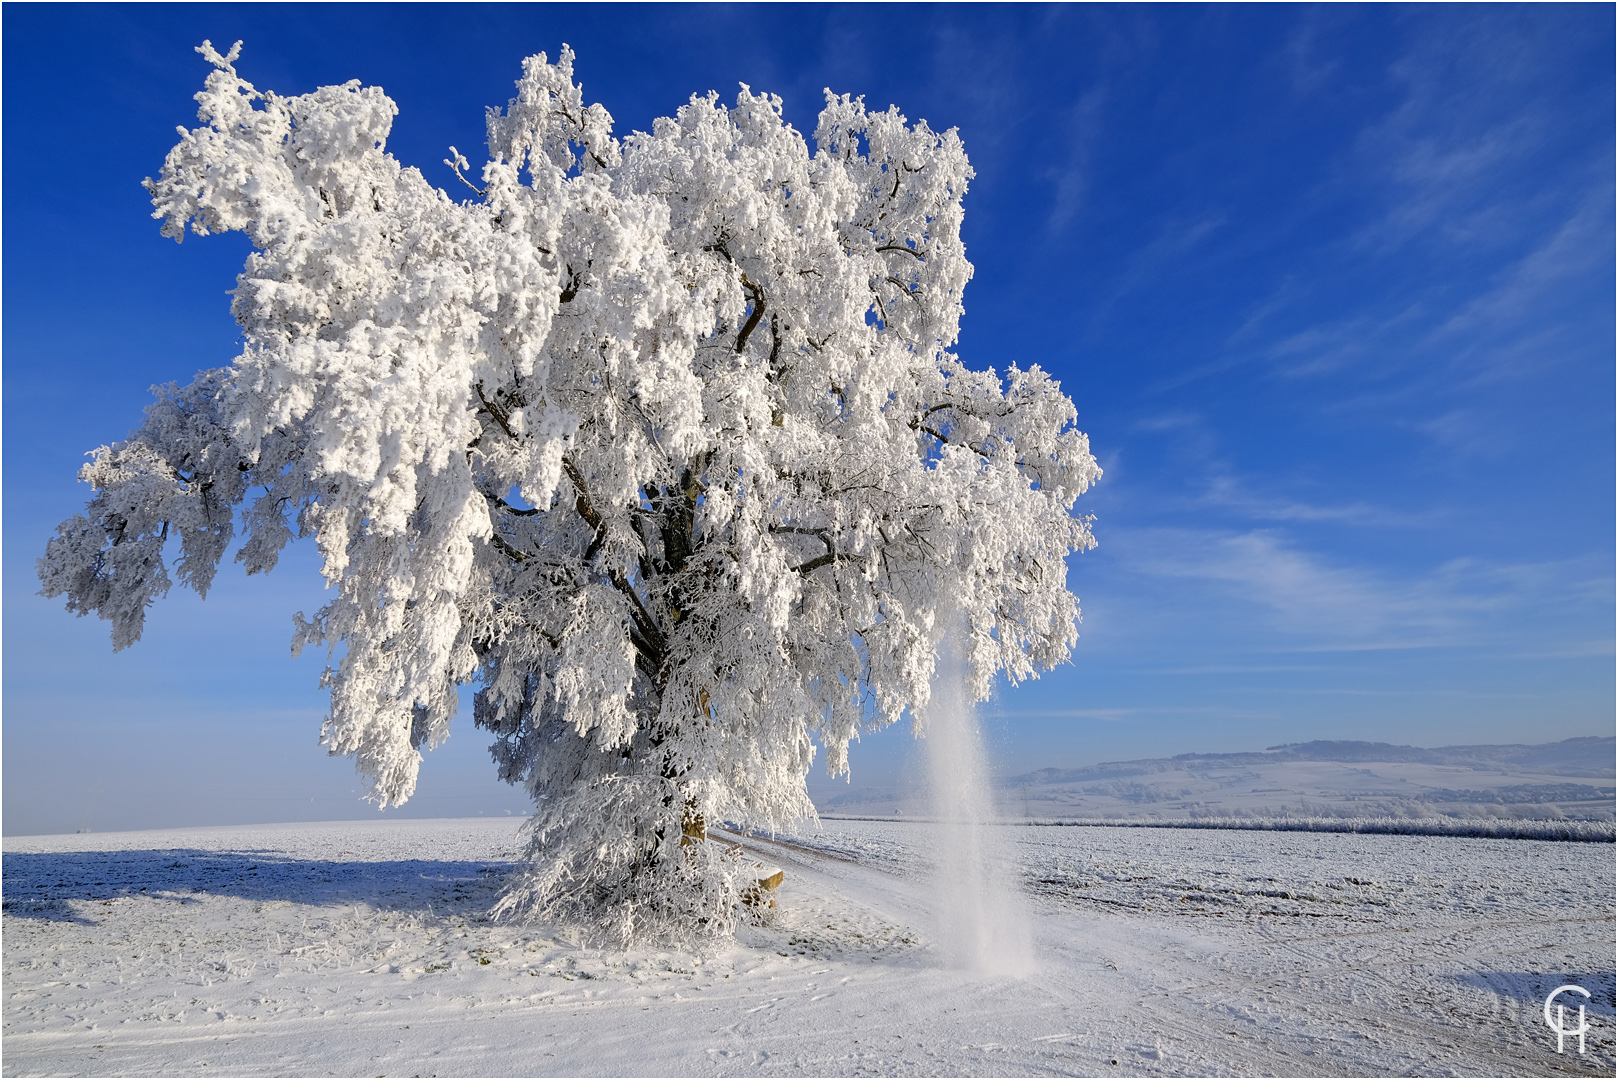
top-left (39, 43), bottom-right (1099, 943)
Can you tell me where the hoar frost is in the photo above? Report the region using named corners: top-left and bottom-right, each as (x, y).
top-left (38, 42), bottom-right (1100, 944)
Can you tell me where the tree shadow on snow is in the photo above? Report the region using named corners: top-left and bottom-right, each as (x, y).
top-left (1454, 970), bottom-right (1618, 1015)
top-left (0, 849), bottom-right (514, 924)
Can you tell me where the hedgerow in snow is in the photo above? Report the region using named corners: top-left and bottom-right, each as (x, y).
top-left (38, 42), bottom-right (1100, 943)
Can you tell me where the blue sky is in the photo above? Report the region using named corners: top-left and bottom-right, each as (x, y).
top-left (4, 4), bottom-right (1612, 834)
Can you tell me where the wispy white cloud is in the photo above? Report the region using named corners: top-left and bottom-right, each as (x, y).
top-left (1083, 214), bottom-right (1228, 336)
top-left (1136, 663), bottom-right (1336, 676)
top-left (1119, 215), bottom-right (1226, 289)
top-left (1177, 12), bottom-right (1610, 441)
top-left (1240, 685), bottom-right (1542, 699)
top-left (1348, 12), bottom-right (1557, 255)
top-left (1274, 7), bottom-right (1348, 95)
top-left (1194, 474), bottom-right (1428, 528)
top-left (1130, 410), bottom-right (1202, 434)
top-left (1412, 407), bottom-right (1496, 459)
top-left (1107, 526), bottom-right (1613, 653)
top-left (1122, 414), bottom-right (1430, 529)
top-left (1045, 86), bottom-right (1107, 234)
top-left (1118, 528), bottom-right (1416, 642)
top-left (990, 704), bottom-right (1275, 722)
top-left (1427, 186), bottom-right (1614, 377)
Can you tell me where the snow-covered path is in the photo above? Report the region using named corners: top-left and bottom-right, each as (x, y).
top-left (4, 818), bottom-right (1612, 1076)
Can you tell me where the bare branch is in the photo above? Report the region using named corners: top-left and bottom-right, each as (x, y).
top-left (487, 532), bottom-right (529, 563)
top-left (792, 550), bottom-right (850, 575)
top-left (702, 234), bottom-right (734, 264)
top-left (917, 421), bottom-right (990, 461)
top-left (559, 267), bottom-right (582, 304)
top-left (487, 493), bottom-right (541, 517)
top-left (444, 147), bottom-right (485, 196)
top-left (474, 382), bottom-right (517, 440)
top-left (735, 273), bottom-right (766, 354)
top-left (771, 524), bottom-right (833, 556)
top-left (561, 455), bottom-right (667, 660)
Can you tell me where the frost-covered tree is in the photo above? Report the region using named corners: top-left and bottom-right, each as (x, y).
top-left (39, 42), bottom-right (1099, 943)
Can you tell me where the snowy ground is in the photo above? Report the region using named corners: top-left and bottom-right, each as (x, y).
top-left (4, 817), bottom-right (1613, 1077)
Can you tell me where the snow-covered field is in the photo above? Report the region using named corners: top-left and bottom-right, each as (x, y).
top-left (4, 817), bottom-right (1613, 1077)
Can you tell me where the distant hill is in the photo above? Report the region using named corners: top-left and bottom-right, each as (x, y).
top-left (1006, 736), bottom-right (1615, 786)
top-left (816, 736), bottom-right (1615, 822)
